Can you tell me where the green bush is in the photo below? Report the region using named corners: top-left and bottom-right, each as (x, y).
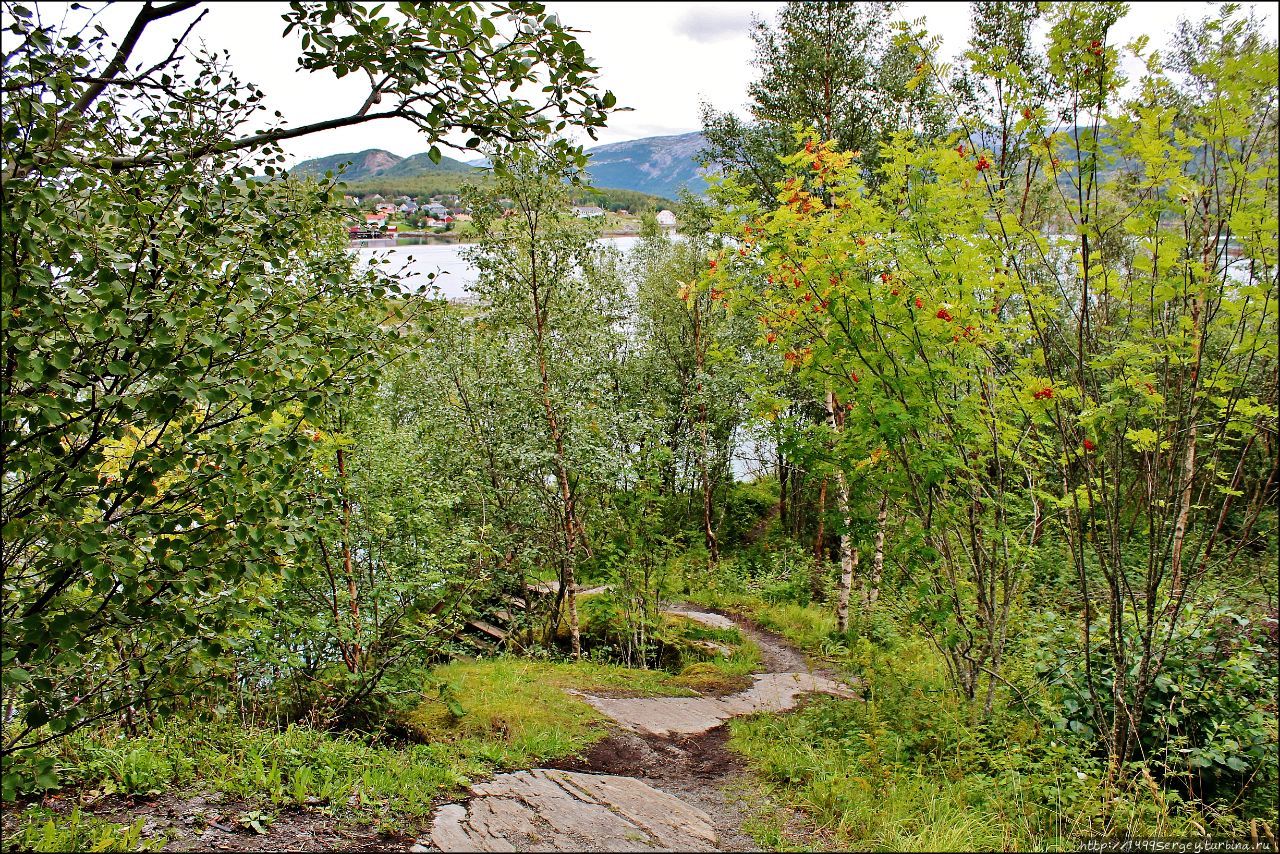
top-left (1031, 606), bottom-right (1278, 808)
top-left (6, 807), bottom-right (162, 853)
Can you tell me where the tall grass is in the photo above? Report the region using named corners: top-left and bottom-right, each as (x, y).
top-left (719, 598), bottom-right (1253, 850)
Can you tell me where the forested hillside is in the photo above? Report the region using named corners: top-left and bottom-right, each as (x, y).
top-left (578, 131), bottom-right (711, 199)
top-left (293, 131), bottom-right (708, 201)
top-left (2, 2), bottom-right (1276, 853)
top-left (335, 170), bottom-right (673, 214)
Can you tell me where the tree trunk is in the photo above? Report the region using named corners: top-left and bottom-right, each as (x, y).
top-left (826, 390), bottom-right (857, 633)
top-left (812, 476), bottom-right (828, 601)
top-left (1168, 266), bottom-right (1207, 611)
top-left (865, 492), bottom-right (888, 608)
top-left (693, 299), bottom-right (718, 565)
top-left (790, 467), bottom-right (805, 539)
top-left (698, 406), bottom-right (718, 565)
top-left (700, 452), bottom-right (718, 564)
top-left (835, 512), bottom-right (858, 634)
top-left (522, 212), bottom-right (583, 658)
top-left (557, 542), bottom-right (582, 658)
top-left (337, 446), bottom-right (361, 671)
top-left (778, 449), bottom-right (789, 532)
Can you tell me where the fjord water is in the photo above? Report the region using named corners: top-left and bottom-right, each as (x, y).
top-left (354, 236), bottom-right (643, 301)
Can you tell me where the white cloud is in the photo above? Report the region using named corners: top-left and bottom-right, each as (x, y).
top-left (25, 1), bottom-right (1278, 166)
top-left (676, 5), bottom-right (757, 43)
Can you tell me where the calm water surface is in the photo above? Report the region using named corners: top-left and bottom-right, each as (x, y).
top-left (354, 236), bottom-right (642, 301)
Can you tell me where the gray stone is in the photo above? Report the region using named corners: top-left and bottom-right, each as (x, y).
top-left (430, 769), bottom-right (717, 852)
top-left (662, 609), bottom-right (738, 631)
top-left (581, 672), bottom-right (856, 737)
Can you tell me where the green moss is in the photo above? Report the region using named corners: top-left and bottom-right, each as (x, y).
top-left (402, 658), bottom-right (690, 766)
top-left (668, 661), bottom-right (754, 695)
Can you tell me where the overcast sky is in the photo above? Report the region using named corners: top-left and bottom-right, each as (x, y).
top-left (26, 1), bottom-right (1279, 165)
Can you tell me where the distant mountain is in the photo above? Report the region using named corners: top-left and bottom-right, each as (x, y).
top-left (291, 149), bottom-right (401, 181)
top-left (582, 131), bottom-right (708, 200)
top-left (459, 135), bottom-right (707, 199)
top-left (294, 125), bottom-right (1139, 203)
top-left (292, 132), bottom-right (713, 200)
top-left (374, 151), bottom-right (476, 177)
top-left (290, 148), bottom-right (476, 181)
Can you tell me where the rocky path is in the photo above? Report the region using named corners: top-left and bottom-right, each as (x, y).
top-left (424, 608), bottom-right (856, 852)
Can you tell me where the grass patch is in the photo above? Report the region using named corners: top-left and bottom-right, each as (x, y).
top-left (668, 662), bottom-right (754, 695)
top-left (402, 657), bottom-right (691, 766)
top-left (743, 603), bottom-right (839, 655)
top-left (2, 806), bottom-right (165, 853)
top-left (730, 697), bottom-right (1019, 850)
top-left (719, 603), bottom-right (1241, 850)
top-left (661, 614), bottom-right (761, 675)
top-left (681, 592), bottom-right (845, 661)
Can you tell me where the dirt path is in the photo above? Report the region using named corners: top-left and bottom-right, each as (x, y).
top-left (423, 607), bottom-right (857, 852)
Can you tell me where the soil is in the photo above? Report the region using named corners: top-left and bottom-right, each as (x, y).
top-left (6, 790), bottom-right (420, 852)
top-left (545, 728), bottom-right (759, 851)
top-left (530, 605), bottom-right (854, 852)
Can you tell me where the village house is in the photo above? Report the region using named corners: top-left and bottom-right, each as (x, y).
top-left (572, 205), bottom-right (606, 218)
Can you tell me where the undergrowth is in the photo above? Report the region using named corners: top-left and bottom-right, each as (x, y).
top-left (1, 634), bottom-right (767, 852)
top-left (716, 596), bottom-right (1278, 851)
top-left (0, 655), bottom-right (697, 851)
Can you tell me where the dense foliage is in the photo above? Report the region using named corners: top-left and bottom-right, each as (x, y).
top-left (2, 0), bottom-right (614, 767)
top-left (1, 0), bottom-right (1275, 849)
top-left (699, 0), bottom-right (1277, 831)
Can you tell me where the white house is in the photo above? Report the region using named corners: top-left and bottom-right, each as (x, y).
top-left (572, 205), bottom-right (606, 218)
top-left (656, 210), bottom-right (677, 227)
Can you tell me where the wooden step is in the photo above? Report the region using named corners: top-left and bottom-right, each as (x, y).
top-left (502, 594), bottom-right (529, 610)
top-left (493, 609), bottom-right (513, 624)
top-left (467, 635), bottom-right (496, 653)
top-left (467, 619), bottom-right (507, 641)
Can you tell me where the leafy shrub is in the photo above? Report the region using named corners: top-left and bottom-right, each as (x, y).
top-left (718, 481), bottom-right (779, 549)
top-left (706, 542), bottom-right (816, 605)
top-left (7, 807), bottom-right (162, 853)
top-left (1031, 606), bottom-right (1278, 807)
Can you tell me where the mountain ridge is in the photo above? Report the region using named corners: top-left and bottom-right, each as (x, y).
top-left (290, 132), bottom-right (711, 199)
top-left (290, 148), bottom-right (477, 182)
top-left (290, 124), bottom-right (1134, 203)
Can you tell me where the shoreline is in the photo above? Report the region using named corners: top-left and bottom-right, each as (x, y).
top-left (351, 229), bottom-right (643, 247)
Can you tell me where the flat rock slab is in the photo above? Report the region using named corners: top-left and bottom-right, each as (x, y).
top-left (581, 672), bottom-right (856, 737)
top-left (429, 769), bottom-right (717, 852)
top-left (662, 609), bottom-right (738, 631)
